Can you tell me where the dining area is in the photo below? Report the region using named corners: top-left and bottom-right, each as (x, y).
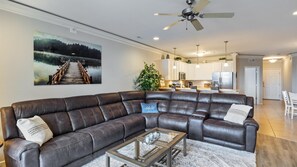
top-left (282, 91), bottom-right (297, 119)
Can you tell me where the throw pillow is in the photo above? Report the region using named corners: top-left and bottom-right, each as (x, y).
top-left (141, 103), bottom-right (158, 113)
top-left (224, 104), bottom-right (253, 125)
top-left (16, 115), bottom-right (53, 146)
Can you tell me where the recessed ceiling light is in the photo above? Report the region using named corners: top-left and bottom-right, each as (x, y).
top-left (153, 37), bottom-right (159, 41)
top-left (154, 13), bottom-right (159, 16)
top-left (293, 11), bottom-right (297, 15)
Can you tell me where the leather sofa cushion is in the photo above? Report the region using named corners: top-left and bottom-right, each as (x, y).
top-left (64, 95), bottom-right (98, 111)
top-left (39, 132), bottom-right (92, 167)
top-left (39, 112), bottom-right (72, 137)
top-left (120, 91), bottom-right (145, 114)
top-left (67, 107), bottom-right (105, 131)
top-left (146, 91), bottom-right (172, 100)
top-left (97, 93), bottom-right (128, 121)
top-left (99, 102), bottom-right (128, 121)
top-left (120, 91), bottom-right (145, 101)
top-left (209, 103), bottom-right (232, 120)
top-left (12, 99), bottom-right (66, 119)
top-left (171, 92), bottom-right (198, 102)
top-left (78, 122), bottom-right (124, 151)
top-left (158, 113), bottom-right (189, 132)
top-left (141, 113), bottom-right (160, 128)
top-left (96, 93), bottom-right (122, 105)
top-left (246, 96), bottom-right (254, 117)
top-left (12, 99), bottom-right (72, 137)
top-left (113, 114), bottom-right (145, 138)
top-left (211, 93), bottom-right (247, 104)
top-left (169, 101), bottom-right (196, 115)
top-left (203, 119), bottom-right (246, 145)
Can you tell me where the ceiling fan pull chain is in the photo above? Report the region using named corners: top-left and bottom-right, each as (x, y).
top-left (186, 21), bottom-right (188, 30)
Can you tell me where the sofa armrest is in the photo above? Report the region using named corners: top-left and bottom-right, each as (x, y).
top-left (141, 113), bottom-right (160, 129)
top-left (244, 118), bottom-right (259, 130)
top-left (188, 116), bottom-right (207, 141)
top-left (4, 138), bottom-right (40, 167)
top-left (243, 118), bottom-right (259, 152)
top-left (191, 111), bottom-right (209, 119)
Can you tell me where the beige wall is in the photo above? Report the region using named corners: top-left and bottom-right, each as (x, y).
top-left (236, 55), bottom-right (264, 104)
top-left (282, 56), bottom-right (292, 92)
top-left (0, 10), bottom-right (160, 162)
top-left (292, 54), bottom-right (297, 93)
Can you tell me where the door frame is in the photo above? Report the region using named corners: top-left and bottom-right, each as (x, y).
top-left (244, 66), bottom-right (261, 104)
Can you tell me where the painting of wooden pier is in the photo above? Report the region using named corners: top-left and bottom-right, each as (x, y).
top-left (33, 32), bottom-right (102, 85)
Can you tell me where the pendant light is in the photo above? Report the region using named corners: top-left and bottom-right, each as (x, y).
top-left (224, 41), bottom-right (229, 67)
top-left (173, 47), bottom-right (177, 69)
top-left (196, 45), bottom-right (200, 68)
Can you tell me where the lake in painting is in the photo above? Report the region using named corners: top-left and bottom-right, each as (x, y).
top-left (33, 32), bottom-right (102, 85)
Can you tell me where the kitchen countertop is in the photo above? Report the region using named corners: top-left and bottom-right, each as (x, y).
top-left (159, 87), bottom-right (239, 94)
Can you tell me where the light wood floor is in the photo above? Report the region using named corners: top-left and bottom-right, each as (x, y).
top-left (255, 100), bottom-right (297, 167)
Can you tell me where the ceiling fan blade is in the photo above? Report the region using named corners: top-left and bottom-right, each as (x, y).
top-left (192, 0), bottom-right (210, 13)
top-left (163, 19), bottom-right (184, 30)
top-left (199, 12), bottom-right (235, 18)
top-left (191, 19), bottom-right (204, 31)
top-left (154, 13), bottom-right (181, 16)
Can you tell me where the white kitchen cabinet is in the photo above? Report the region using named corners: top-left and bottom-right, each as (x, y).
top-left (186, 64), bottom-right (196, 80)
top-left (195, 63), bottom-right (213, 80)
top-left (156, 59), bottom-right (234, 81)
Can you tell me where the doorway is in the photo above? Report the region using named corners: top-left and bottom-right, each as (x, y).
top-left (263, 69), bottom-right (281, 100)
top-left (245, 67), bottom-right (260, 104)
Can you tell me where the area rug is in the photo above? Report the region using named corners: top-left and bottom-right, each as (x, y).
top-left (83, 139), bottom-right (256, 167)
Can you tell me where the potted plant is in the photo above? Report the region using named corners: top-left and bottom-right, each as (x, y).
top-left (135, 63), bottom-right (161, 91)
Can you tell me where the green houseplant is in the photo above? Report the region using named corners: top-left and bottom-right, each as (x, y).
top-left (135, 63), bottom-right (161, 91)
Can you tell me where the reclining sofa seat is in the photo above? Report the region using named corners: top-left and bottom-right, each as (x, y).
top-left (2, 98), bottom-right (94, 167)
top-left (96, 92), bottom-right (145, 139)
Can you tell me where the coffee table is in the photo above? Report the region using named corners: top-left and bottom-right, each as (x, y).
top-left (106, 128), bottom-right (187, 167)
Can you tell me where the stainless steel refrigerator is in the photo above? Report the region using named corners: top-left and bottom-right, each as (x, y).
top-left (212, 72), bottom-right (233, 89)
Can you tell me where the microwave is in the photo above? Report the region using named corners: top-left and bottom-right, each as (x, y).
top-left (179, 72), bottom-right (186, 80)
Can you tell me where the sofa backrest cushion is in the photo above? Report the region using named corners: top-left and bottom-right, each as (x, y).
top-left (246, 96), bottom-right (254, 117)
top-left (65, 95), bottom-right (105, 131)
top-left (146, 91), bottom-right (172, 113)
top-left (12, 99), bottom-right (72, 137)
top-left (96, 93), bottom-right (128, 121)
top-left (209, 93), bottom-right (247, 119)
top-left (119, 91), bottom-right (145, 114)
top-left (194, 93), bottom-right (212, 116)
top-left (169, 92), bottom-right (198, 115)
top-left (1, 107), bottom-right (18, 140)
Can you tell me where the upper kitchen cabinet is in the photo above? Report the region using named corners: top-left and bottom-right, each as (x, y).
top-left (155, 59), bottom-right (186, 80)
top-left (155, 59), bottom-right (235, 81)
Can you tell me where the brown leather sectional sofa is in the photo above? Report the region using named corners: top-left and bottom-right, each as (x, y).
top-left (1, 91), bottom-right (259, 167)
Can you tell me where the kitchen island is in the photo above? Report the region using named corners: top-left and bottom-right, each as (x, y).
top-left (158, 87), bottom-right (239, 94)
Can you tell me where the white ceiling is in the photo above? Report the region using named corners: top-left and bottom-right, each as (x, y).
top-left (12, 0), bottom-right (297, 57)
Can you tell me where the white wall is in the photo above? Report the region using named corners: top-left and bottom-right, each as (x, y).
top-left (0, 9), bottom-right (160, 162)
top-left (0, 9), bottom-right (160, 107)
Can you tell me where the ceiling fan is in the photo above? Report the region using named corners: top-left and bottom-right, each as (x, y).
top-left (155, 0), bottom-right (234, 31)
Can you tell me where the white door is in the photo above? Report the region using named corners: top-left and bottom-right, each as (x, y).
top-left (263, 69), bottom-right (281, 100)
top-left (245, 67), bottom-right (259, 104)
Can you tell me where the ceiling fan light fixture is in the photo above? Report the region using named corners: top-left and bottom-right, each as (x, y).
top-left (224, 61), bottom-right (229, 67)
top-left (269, 59), bottom-right (277, 63)
top-left (163, 26), bottom-right (170, 30)
top-left (153, 37), bottom-right (159, 40)
top-left (293, 11), bottom-right (297, 15)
